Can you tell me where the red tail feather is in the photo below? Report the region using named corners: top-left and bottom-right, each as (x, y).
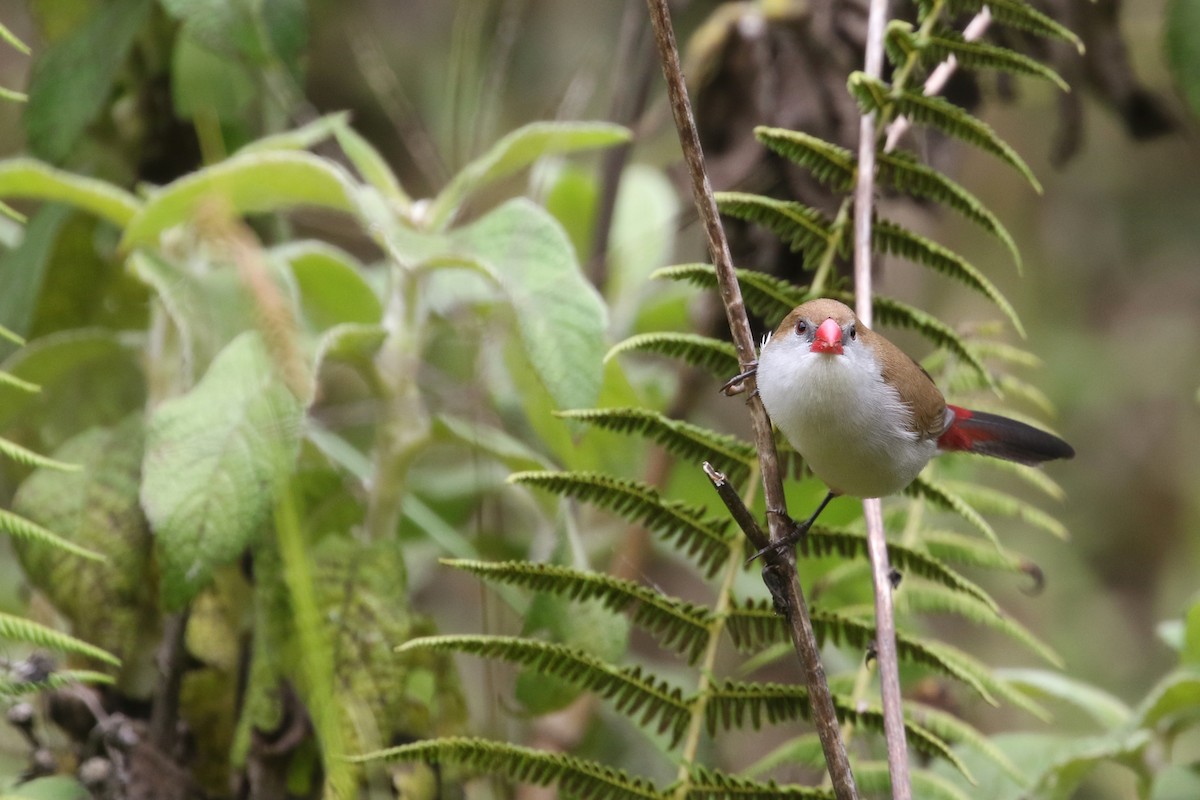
top-left (938, 405), bottom-right (1075, 465)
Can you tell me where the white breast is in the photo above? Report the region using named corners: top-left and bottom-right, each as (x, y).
top-left (756, 333), bottom-right (936, 498)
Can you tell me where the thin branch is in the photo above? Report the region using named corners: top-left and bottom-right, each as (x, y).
top-left (853, 0), bottom-right (912, 792)
top-left (644, 2), bottom-right (858, 797)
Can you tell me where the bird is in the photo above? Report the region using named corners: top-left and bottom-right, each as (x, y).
top-left (747, 298), bottom-right (1074, 554)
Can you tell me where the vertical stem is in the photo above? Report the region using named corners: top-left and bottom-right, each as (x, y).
top-left (644, 1), bottom-right (857, 797)
top-left (854, 0), bottom-right (912, 793)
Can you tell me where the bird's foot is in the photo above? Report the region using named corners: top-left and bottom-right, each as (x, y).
top-left (747, 512), bottom-right (811, 563)
top-left (720, 362), bottom-right (758, 396)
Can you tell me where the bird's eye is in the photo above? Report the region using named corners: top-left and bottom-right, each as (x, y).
top-left (795, 320), bottom-right (808, 336)
top-left (848, 323), bottom-right (857, 340)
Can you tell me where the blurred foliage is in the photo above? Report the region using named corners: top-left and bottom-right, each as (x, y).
top-left (0, 1), bottom-right (1196, 799)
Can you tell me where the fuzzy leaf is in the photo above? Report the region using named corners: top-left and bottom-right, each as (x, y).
top-left (557, 408), bottom-right (756, 485)
top-left (273, 241), bottom-right (382, 330)
top-left (352, 737), bottom-right (663, 799)
top-left (510, 471), bottom-right (735, 578)
top-left (235, 112), bottom-right (349, 155)
top-left (872, 220), bottom-right (1023, 335)
top-left (443, 559), bottom-right (715, 663)
top-left (0, 158), bottom-right (140, 227)
top-left (848, 72), bottom-right (1041, 192)
top-left (606, 332), bottom-right (740, 377)
top-left (334, 124), bottom-right (412, 209)
top-left (429, 121), bottom-right (631, 229)
top-left (121, 151), bottom-right (358, 248)
top-left (142, 333), bottom-right (303, 609)
top-left (398, 635), bottom-right (691, 743)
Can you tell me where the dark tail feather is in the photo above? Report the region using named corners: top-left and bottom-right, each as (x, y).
top-left (939, 405), bottom-right (1075, 465)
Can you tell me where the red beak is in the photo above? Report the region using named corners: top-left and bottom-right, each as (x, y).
top-left (812, 318), bottom-right (843, 355)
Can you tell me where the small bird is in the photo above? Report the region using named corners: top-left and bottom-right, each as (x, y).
top-left (748, 298), bottom-right (1074, 551)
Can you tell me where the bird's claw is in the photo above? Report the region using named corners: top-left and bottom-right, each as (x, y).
top-left (721, 362), bottom-right (758, 396)
top-left (746, 514), bottom-right (811, 564)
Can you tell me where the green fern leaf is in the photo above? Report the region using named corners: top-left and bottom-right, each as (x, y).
top-left (855, 762), bottom-right (974, 800)
top-left (918, 638), bottom-right (1050, 719)
top-left (682, 765), bottom-right (835, 798)
top-left (702, 680), bottom-right (972, 779)
top-left (606, 332), bottom-right (740, 377)
top-left (509, 471), bottom-right (735, 577)
top-left (976, 459), bottom-right (1066, 501)
top-left (848, 293), bottom-right (992, 383)
top-left (651, 263), bottom-right (809, 325)
top-left (942, 480), bottom-right (1069, 539)
top-left (0, 612), bottom-right (120, 666)
top-left (848, 72), bottom-right (1041, 192)
top-left (894, 580), bottom-right (1063, 667)
top-left (797, 527), bottom-right (998, 611)
top-left (876, 150), bottom-right (1021, 270)
top-left (557, 408), bottom-right (756, 485)
top-left (0, 508), bottom-right (106, 562)
top-left (0, 370), bottom-right (39, 393)
top-left (397, 635), bottom-right (691, 743)
top-left (905, 701), bottom-right (1029, 786)
top-left (906, 474), bottom-right (998, 547)
top-left (0, 669), bottom-right (115, 698)
top-left (947, 0), bottom-right (1084, 52)
top-left (872, 220), bottom-right (1023, 336)
top-left (714, 193), bottom-right (841, 263)
top-left (442, 559), bottom-right (716, 663)
top-left (754, 127), bottom-right (855, 191)
top-left (351, 736), bottom-right (665, 799)
top-left (886, 21), bottom-right (1069, 90)
top-left (920, 529), bottom-right (1032, 575)
top-left (0, 437), bottom-right (81, 472)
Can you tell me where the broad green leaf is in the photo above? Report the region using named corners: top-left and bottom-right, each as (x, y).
top-left (1184, 599), bottom-right (1200, 666)
top-left (120, 151), bottom-right (358, 248)
top-left (1166, 0), bottom-right (1200, 118)
top-left (1135, 667), bottom-right (1200, 728)
top-left (428, 121), bottom-right (631, 229)
top-left (544, 164), bottom-right (599, 262)
top-left (607, 164), bottom-right (680, 327)
top-left (997, 668), bottom-right (1131, 729)
top-left (1151, 765), bottom-right (1200, 800)
top-left (333, 124), bottom-right (412, 209)
top-left (237, 112), bottom-right (350, 155)
top-left (451, 199), bottom-right (607, 412)
top-left (273, 241), bottom-right (382, 330)
top-left (142, 332), bottom-right (303, 609)
top-left (23, 0), bottom-right (152, 163)
top-left (12, 416), bottom-right (159, 690)
top-left (0, 159), bottom-right (141, 228)
top-left (171, 30), bottom-right (257, 121)
top-left (0, 775), bottom-right (90, 800)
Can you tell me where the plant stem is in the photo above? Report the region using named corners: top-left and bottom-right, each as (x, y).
top-left (644, 1), bottom-right (858, 796)
top-left (854, 0), bottom-right (912, 791)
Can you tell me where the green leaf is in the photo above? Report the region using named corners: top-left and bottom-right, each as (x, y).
top-left (606, 331), bottom-right (740, 377)
top-left (997, 669), bottom-right (1131, 729)
top-left (428, 121), bottom-right (631, 229)
top-left (1167, 0), bottom-right (1200, 118)
top-left (651, 263), bottom-right (810, 326)
top-left (886, 22), bottom-right (1069, 91)
top-left (236, 112), bottom-right (350, 155)
top-left (848, 73), bottom-right (1041, 193)
top-left (0, 159), bottom-right (141, 228)
top-left (170, 29), bottom-right (256, 121)
top-left (950, 0), bottom-right (1084, 53)
top-left (755, 127), bottom-right (855, 191)
top-left (333, 124), bottom-right (412, 209)
top-left (0, 775), bottom-right (90, 800)
top-left (273, 241), bottom-right (382, 330)
top-left (23, 0), bottom-right (152, 163)
top-left (0, 20), bottom-right (32, 55)
top-left (715, 193), bottom-right (838, 262)
top-left (0, 612), bottom-right (119, 666)
top-left (142, 332), bottom-right (303, 609)
top-left (451, 199), bottom-right (607, 412)
top-left (0, 205), bottom-right (71, 344)
top-left (120, 151), bottom-right (358, 248)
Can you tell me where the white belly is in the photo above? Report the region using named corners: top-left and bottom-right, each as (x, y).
top-left (757, 339), bottom-right (935, 498)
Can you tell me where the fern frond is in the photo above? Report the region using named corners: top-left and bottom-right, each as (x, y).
top-left (651, 263), bottom-right (808, 325)
top-left (848, 73), bottom-right (1041, 192)
top-left (0, 508), bottom-right (106, 562)
top-left (894, 581), bottom-right (1063, 667)
top-left (920, 529), bottom-right (1031, 574)
top-left (886, 21), bottom-right (1069, 91)
top-left (726, 600), bottom-right (996, 703)
top-left (918, 638), bottom-right (1049, 719)
top-left (850, 294), bottom-right (992, 383)
top-left (681, 765), bottom-right (835, 799)
top-left (397, 635), bottom-right (691, 742)
top-left (854, 762), bottom-right (973, 800)
top-left (703, 680), bottom-right (972, 779)
top-left (872, 220), bottom-right (1023, 336)
top-left (0, 370), bottom-right (39, 393)
top-left (906, 474), bottom-right (998, 547)
top-left (905, 701), bottom-right (1028, 786)
top-left (0, 438), bottom-right (81, 472)
top-left (441, 559), bottom-right (715, 663)
top-left (977, 458), bottom-right (1066, 501)
top-left (606, 332), bottom-right (740, 377)
top-left (941, 480), bottom-right (1069, 539)
top-left (876, 151), bottom-right (1021, 270)
top-left (0, 613), bottom-right (120, 666)
top-left (351, 736), bottom-right (665, 799)
top-left (0, 669), bottom-right (115, 698)
top-left (557, 408), bottom-right (756, 486)
top-left (509, 471), bottom-right (735, 578)
top-left (798, 527), bottom-right (998, 611)
top-left (948, 0), bottom-right (1084, 52)
top-left (714, 193), bottom-right (841, 263)
top-left (754, 127), bottom-right (855, 191)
